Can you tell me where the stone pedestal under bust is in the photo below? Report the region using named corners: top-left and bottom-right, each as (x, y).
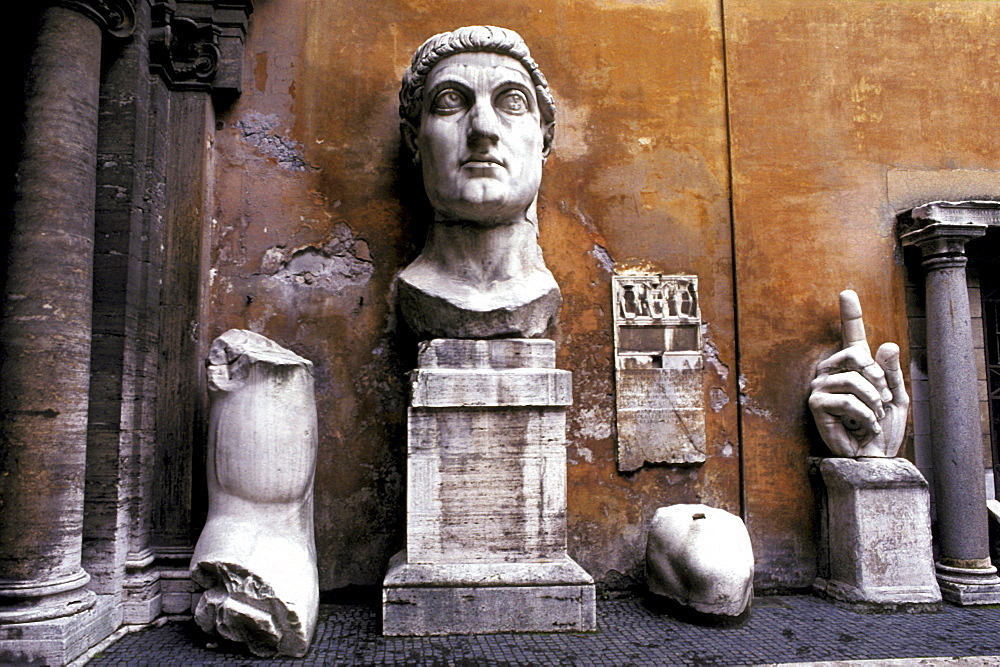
top-left (383, 26), bottom-right (593, 635)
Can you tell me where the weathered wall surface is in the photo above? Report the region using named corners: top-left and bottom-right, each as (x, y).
top-left (208, 0), bottom-right (738, 590)
top-left (207, 0), bottom-right (1000, 593)
top-left (726, 0), bottom-right (1000, 588)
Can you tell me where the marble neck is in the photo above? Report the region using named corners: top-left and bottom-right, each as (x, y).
top-left (419, 219), bottom-right (545, 288)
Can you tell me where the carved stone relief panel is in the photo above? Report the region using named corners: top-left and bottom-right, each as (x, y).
top-left (613, 275), bottom-right (706, 471)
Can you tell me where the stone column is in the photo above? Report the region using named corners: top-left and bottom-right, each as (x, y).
top-left (902, 206), bottom-right (1000, 604)
top-left (0, 0), bottom-right (133, 646)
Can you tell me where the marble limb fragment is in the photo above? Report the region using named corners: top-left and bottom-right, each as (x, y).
top-left (645, 504), bottom-right (754, 619)
top-left (191, 329), bottom-right (319, 657)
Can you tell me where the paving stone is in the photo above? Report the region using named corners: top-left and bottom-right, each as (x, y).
top-left (85, 595), bottom-right (1000, 666)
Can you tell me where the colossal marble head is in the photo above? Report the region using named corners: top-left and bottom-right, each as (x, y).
top-left (399, 26), bottom-right (556, 226)
top-left (395, 27), bottom-right (562, 339)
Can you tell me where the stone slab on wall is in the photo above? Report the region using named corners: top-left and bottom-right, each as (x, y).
top-left (612, 275), bottom-right (706, 471)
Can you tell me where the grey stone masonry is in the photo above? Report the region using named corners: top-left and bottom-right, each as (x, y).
top-left (901, 200), bottom-right (1000, 604)
top-left (382, 339), bottom-right (595, 635)
top-left (812, 457), bottom-right (940, 609)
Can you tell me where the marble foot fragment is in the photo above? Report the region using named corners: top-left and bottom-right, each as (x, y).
top-left (191, 329), bottom-right (319, 657)
top-left (645, 504), bottom-right (754, 622)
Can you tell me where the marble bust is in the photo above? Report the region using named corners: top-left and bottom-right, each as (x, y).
top-left (396, 26), bottom-right (560, 339)
top-left (808, 290), bottom-right (909, 457)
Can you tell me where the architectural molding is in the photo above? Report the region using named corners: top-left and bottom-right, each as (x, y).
top-left (52, 0), bottom-right (136, 37)
top-left (149, 0), bottom-right (252, 96)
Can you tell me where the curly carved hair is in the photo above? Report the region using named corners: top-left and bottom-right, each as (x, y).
top-left (399, 26), bottom-right (556, 132)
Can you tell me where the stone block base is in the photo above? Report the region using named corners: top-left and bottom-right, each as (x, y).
top-left (382, 551), bottom-right (596, 636)
top-left (937, 562), bottom-right (1000, 605)
top-left (811, 457), bottom-right (941, 609)
top-left (0, 595), bottom-right (121, 666)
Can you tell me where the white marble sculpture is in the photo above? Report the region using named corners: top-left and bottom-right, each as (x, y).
top-left (645, 504), bottom-right (754, 619)
top-left (395, 25), bottom-right (560, 339)
top-left (191, 329), bottom-right (319, 657)
top-left (808, 290), bottom-right (909, 457)
top-left (383, 27), bottom-right (595, 636)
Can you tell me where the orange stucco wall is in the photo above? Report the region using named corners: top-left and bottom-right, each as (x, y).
top-left (727, 0), bottom-right (1000, 588)
top-left (207, 0), bottom-right (1000, 591)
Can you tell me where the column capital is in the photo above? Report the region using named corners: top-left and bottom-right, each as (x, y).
top-left (50, 0), bottom-right (136, 37)
top-left (149, 0), bottom-right (253, 97)
top-left (899, 199), bottom-right (999, 262)
top-left (900, 221), bottom-right (987, 260)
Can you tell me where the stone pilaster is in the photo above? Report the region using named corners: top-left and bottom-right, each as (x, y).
top-left (0, 2), bottom-right (134, 663)
top-left (902, 201), bottom-right (1000, 604)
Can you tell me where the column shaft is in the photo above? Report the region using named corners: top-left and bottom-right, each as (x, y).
top-left (924, 256), bottom-right (990, 563)
top-left (0, 5), bottom-right (103, 621)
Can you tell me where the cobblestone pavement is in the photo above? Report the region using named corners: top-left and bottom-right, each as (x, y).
top-left (84, 595), bottom-right (1000, 666)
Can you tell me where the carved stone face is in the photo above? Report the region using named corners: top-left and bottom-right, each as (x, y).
top-left (412, 52), bottom-right (547, 226)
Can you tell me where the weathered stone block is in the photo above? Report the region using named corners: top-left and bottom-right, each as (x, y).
top-left (383, 338), bottom-right (595, 635)
top-left (382, 555), bottom-right (595, 635)
top-left (812, 457), bottom-right (941, 609)
top-left (612, 276), bottom-right (706, 471)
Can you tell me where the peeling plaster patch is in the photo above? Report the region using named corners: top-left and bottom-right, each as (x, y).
top-left (553, 102), bottom-right (591, 161)
top-left (613, 260), bottom-right (661, 276)
top-left (588, 244), bottom-right (614, 273)
top-left (572, 405), bottom-right (613, 441)
top-left (574, 446), bottom-right (594, 464)
top-left (709, 387), bottom-right (729, 412)
top-left (236, 112), bottom-right (309, 171)
top-left (738, 373), bottom-right (773, 420)
top-left (266, 222), bottom-right (374, 292)
top-left (701, 323), bottom-right (729, 381)
top-left (722, 440), bottom-right (735, 457)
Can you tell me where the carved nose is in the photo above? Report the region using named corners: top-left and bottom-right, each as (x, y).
top-left (467, 100), bottom-right (500, 146)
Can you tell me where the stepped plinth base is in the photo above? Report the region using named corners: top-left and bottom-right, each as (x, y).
top-left (382, 551), bottom-right (595, 636)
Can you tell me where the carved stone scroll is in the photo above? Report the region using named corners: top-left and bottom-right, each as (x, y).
top-left (191, 330), bottom-right (319, 657)
top-left (54, 0), bottom-right (136, 37)
top-left (149, 0), bottom-right (252, 96)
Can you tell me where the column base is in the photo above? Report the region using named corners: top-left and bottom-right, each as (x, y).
top-left (0, 594), bottom-right (121, 666)
top-left (382, 551), bottom-right (596, 636)
top-left (0, 569), bottom-right (96, 624)
top-left (936, 562), bottom-right (1000, 605)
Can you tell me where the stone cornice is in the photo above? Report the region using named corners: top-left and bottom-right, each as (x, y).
top-left (149, 0), bottom-right (252, 97)
top-left (911, 200), bottom-right (1000, 227)
top-left (51, 0), bottom-right (136, 37)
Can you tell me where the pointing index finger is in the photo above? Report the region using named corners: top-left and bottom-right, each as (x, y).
top-left (840, 289), bottom-right (870, 353)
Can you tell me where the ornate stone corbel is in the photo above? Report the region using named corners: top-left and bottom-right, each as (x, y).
top-left (149, 0), bottom-right (252, 97)
top-left (52, 0), bottom-right (136, 37)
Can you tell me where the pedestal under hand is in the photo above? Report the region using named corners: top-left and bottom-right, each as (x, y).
top-left (811, 457), bottom-right (940, 609)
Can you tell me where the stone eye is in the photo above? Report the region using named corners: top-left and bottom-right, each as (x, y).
top-left (496, 90), bottom-right (529, 114)
top-left (432, 90), bottom-right (465, 114)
